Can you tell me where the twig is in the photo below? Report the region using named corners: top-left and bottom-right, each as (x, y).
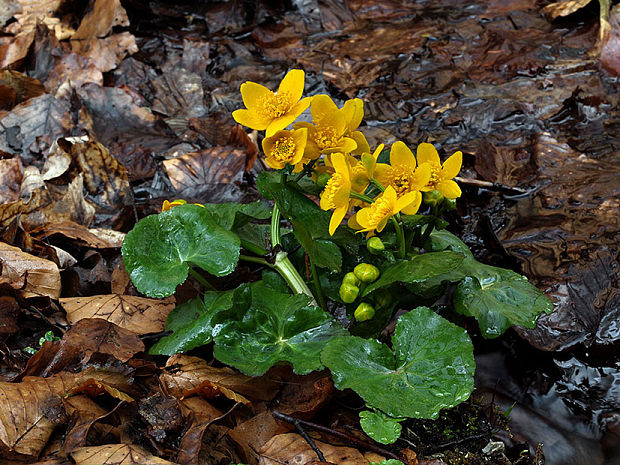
top-left (272, 410), bottom-right (403, 462)
top-left (273, 410), bottom-right (325, 461)
top-left (454, 176), bottom-right (528, 196)
top-left (424, 431), bottom-right (490, 454)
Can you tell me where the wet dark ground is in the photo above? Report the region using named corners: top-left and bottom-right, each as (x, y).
top-left (105, 0), bottom-right (620, 463)
top-left (4, 0), bottom-right (619, 463)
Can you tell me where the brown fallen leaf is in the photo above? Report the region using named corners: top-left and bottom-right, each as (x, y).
top-left (542, 0), bottom-right (593, 20)
top-left (151, 67), bottom-right (207, 118)
top-left (30, 221), bottom-right (120, 249)
top-left (22, 319), bottom-right (144, 377)
top-left (71, 444), bottom-right (179, 465)
top-left (176, 397), bottom-right (227, 464)
top-left (277, 371), bottom-right (334, 417)
top-left (0, 241), bottom-right (61, 299)
top-left (0, 368), bottom-right (132, 457)
top-left (259, 433), bottom-right (372, 465)
top-left (60, 294), bottom-right (174, 334)
top-left (0, 70), bottom-right (45, 110)
top-left (228, 411), bottom-right (292, 465)
top-left (61, 395), bottom-right (112, 454)
top-left (0, 157), bottom-right (22, 204)
top-left (161, 354), bottom-right (279, 403)
top-left (0, 295), bottom-right (19, 336)
top-left (601, 5), bottom-right (620, 76)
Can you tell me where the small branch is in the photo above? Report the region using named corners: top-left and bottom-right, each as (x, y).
top-left (272, 410), bottom-right (403, 462)
top-left (453, 176), bottom-right (528, 196)
top-left (273, 410), bottom-right (326, 461)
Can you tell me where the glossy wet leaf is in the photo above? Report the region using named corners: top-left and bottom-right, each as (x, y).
top-left (359, 410), bottom-right (402, 444)
top-left (362, 251), bottom-right (464, 296)
top-left (201, 200), bottom-right (271, 230)
top-left (122, 204), bottom-right (240, 297)
top-left (213, 284), bottom-right (347, 376)
top-left (321, 307), bottom-right (475, 419)
top-left (454, 265), bottom-right (554, 338)
top-left (149, 290), bottom-right (234, 355)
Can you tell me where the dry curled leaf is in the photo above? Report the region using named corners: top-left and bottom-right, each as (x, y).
top-left (0, 241), bottom-right (61, 299)
top-left (71, 444), bottom-right (179, 465)
top-left (60, 294), bottom-right (175, 335)
top-left (161, 354), bottom-right (278, 403)
top-left (0, 369), bottom-right (132, 457)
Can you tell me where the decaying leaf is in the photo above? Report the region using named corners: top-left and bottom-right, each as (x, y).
top-left (0, 241), bottom-right (61, 298)
top-left (259, 433), bottom-right (372, 465)
top-left (71, 444), bottom-right (179, 465)
top-left (0, 157), bottom-right (23, 203)
top-left (0, 295), bottom-right (19, 336)
top-left (30, 221), bottom-right (121, 249)
top-left (61, 395), bottom-right (112, 454)
top-left (228, 411), bottom-right (291, 465)
top-left (0, 369), bottom-right (132, 457)
top-left (0, 70), bottom-right (45, 109)
top-left (176, 397), bottom-right (226, 464)
top-left (60, 294), bottom-right (174, 334)
top-left (151, 67), bottom-right (207, 118)
top-left (160, 354), bottom-right (278, 403)
top-left (542, 0), bottom-right (593, 20)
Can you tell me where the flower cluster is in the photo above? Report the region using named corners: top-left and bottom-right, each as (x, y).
top-left (233, 69), bottom-right (462, 236)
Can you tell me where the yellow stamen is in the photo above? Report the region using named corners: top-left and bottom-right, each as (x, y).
top-left (426, 162), bottom-right (441, 189)
top-left (315, 127), bottom-right (341, 150)
top-left (390, 168), bottom-right (417, 197)
top-left (258, 92), bottom-right (292, 118)
top-left (322, 173), bottom-right (346, 209)
top-left (271, 136), bottom-right (296, 163)
top-left (366, 195), bottom-right (393, 225)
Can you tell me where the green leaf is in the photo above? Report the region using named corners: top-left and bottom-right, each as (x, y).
top-left (321, 307), bottom-right (475, 419)
top-left (149, 291), bottom-right (234, 355)
top-left (429, 230), bottom-right (474, 258)
top-left (213, 283), bottom-right (347, 376)
top-left (454, 265), bottom-right (553, 338)
top-left (201, 201), bottom-right (271, 230)
top-left (359, 410), bottom-right (403, 445)
top-left (122, 204), bottom-right (241, 297)
top-left (362, 251), bottom-right (464, 296)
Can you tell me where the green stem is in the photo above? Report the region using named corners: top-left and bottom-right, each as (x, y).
top-left (270, 203), bottom-right (316, 302)
top-left (294, 159), bottom-right (317, 182)
top-left (370, 178), bottom-right (385, 192)
top-left (420, 218), bottom-right (436, 247)
top-left (239, 255), bottom-right (271, 266)
top-left (240, 239), bottom-right (268, 257)
top-left (309, 257), bottom-right (327, 310)
top-left (188, 267), bottom-right (216, 291)
top-left (350, 191), bottom-right (375, 203)
top-left (390, 216), bottom-right (406, 259)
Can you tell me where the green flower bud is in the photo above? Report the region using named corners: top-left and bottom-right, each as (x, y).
top-left (444, 198), bottom-right (457, 211)
top-left (339, 283), bottom-right (360, 303)
top-left (353, 263), bottom-right (380, 283)
top-left (366, 237), bottom-right (385, 255)
top-left (354, 303), bottom-right (375, 322)
top-left (342, 272), bottom-right (361, 287)
top-left (373, 288), bottom-right (392, 309)
top-left (423, 189), bottom-right (444, 207)
top-left (316, 172), bottom-right (331, 189)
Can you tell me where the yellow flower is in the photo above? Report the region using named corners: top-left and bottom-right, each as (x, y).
top-left (319, 153), bottom-right (352, 235)
top-left (350, 186), bottom-right (418, 235)
top-left (374, 141), bottom-right (431, 215)
top-left (161, 199), bottom-right (204, 212)
top-left (232, 69), bottom-right (312, 137)
top-left (294, 95), bottom-right (358, 159)
top-left (261, 128), bottom-right (308, 169)
top-left (342, 98), bottom-right (370, 155)
top-left (417, 143), bottom-right (462, 199)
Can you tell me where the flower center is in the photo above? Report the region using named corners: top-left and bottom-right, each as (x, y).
top-left (426, 162), bottom-right (441, 188)
top-left (315, 127), bottom-right (341, 150)
top-left (390, 168), bottom-right (416, 197)
top-left (271, 137), bottom-right (296, 162)
top-left (367, 195), bottom-right (393, 226)
top-left (259, 92), bottom-right (292, 118)
top-left (350, 163), bottom-right (369, 192)
top-left (322, 173), bottom-right (346, 209)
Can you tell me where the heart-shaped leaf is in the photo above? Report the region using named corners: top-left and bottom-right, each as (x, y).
top-left (149, 290), bottom-right (235, 355)
top-left (321, 307), bottom-right (475, 419)
top-left (201, 200), bottom-right (271, 230)
top-left (454, 266), bottom-right (553, 338)
top-left (362, 251), bottom-right (464, 296)
top-left (122, 204), bottom-right (240, 297)
top-left (359, 410), bottom-right (403, 445)
top-left (213, 284), bottom-right (347, 376)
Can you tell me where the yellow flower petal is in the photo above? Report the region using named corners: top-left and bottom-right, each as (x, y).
top-left (390, 141), bottom-right (416, 168)
top-left (343, 98), bottom-right (364, 131)
top-left (441, 151), bottom-right (462, 180)
top-left (411, 163), bottom-right (431, 190)
top-left (399, 192), bottom-right (422, 215)
top-left (373, 163), bottom-right (392, 187)
top-left (232, 109), bottom-right (270, 130)
top-left (350, 131), bottom-right (370, 155)
top-left (324, 137), bottom-right (357, 155)
top-left (329, 205), bottom-right (348, 235)
top-left (240, 81), bottom-right (272, 109)
top-left (416, 142), bottom-right (440, 165)
top-left (331, 152), bottom-right (349, 178)
top-left (311, 94), bottom-right (339, 123)
top-left (277, 69), bottom-right (305, 104)
top-left (347, 212), bottom-right (362, 230)
top-left (437, 179), bottom-right (462, 199)
top-left (266, 112), bottom-right (297, 137)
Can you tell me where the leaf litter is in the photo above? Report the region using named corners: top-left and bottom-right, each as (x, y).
top-left (0, 0), bottom-right (618, 464)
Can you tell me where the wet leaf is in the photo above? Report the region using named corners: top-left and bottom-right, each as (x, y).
top-left (149, 291), bottom-right (233, 355)
top-left (542, 0), bottom-right (593, 20)
top-left (213, 283), bottom-right (347, 376)
top-left (0, 241), bottom-right (61, 299)
top-left (30, 221), bottom-right (122, 249)
top-left (359, 410), bottom-right (402, 445)
top-left (321, 308), bottom-right (475, 419)
top-left (259, 433), bottom-right (370, 465)
top-left (454, 265), bottom-right (554, 339)
top-left (228, 411), bottom-right (290, 465)
top-left (71, 444), bottom-right (178, 465)
top-left (0, 157), bottom-right (23, 204)
top-left (62, 395), bottom-right (111, 453)
top-left (160, 354), bottom-right (278, 402)
top-left (121, 204), bottom-right (240, 297)
top-left (362, 251), bottom-right (465, 296)
top-left (0, 296), bottom-right (19, 336)
top-left (61, 294), bottom-right (175, 335)
top-left (201, 200), bottom-right (271, 230)
top-left (151, 67), bottom-right (206, 118)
